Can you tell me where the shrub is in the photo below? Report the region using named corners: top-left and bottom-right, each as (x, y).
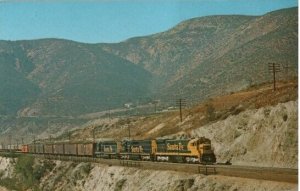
top-left (205, 103), bottom-right (216, 121)
top-left (16, 156), bottom-right (55, 190)
top-left (0, 177), bottom-right (22, 190)
top-left (15, 155), bottom-right (35, 186)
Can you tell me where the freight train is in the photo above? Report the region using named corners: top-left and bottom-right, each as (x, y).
top-left (18, 137), bottom-right (216, 164)
top-left (0, 144), bottom-right (22, 152)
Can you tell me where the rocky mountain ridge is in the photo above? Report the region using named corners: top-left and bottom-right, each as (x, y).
top-left (0, 7), bottom-right (297, 117)
top-left (102, 7), bottom-right (297, 99)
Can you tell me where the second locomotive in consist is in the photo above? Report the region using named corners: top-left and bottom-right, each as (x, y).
top-left (23, 137), bottom-right (216, 164)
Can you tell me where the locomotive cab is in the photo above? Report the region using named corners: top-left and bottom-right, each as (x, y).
top-left (199, 144), bottom-right (212, 153)
top-left (198, 143), bottom-right (216, 164)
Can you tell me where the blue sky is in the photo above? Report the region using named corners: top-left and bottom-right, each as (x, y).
top-left (0, 0), bottom-right (297, 43)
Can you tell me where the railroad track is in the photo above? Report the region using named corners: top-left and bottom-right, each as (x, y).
top-left (1, 152), bottom-right (297, 183)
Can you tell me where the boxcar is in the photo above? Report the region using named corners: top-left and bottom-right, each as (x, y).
top-left (6, 145), bottom-right (11, 150)
top-left (7, 145), bottom-right (17, 150)
top-left (28, 144), bottom-right (35, 153)
top-left (64, 143), bottom-right (77, 155)
top-left (53, 144), bottom-right (64, 155)
top-left (17, 145), bottom-right (22, 151)
top-left (77, 143), bottom-right (94, 156)
top-left (35, 144), bottom-right (44, 154)
top-left (44, 144), bottom-right (54, 154)
top-left (21, 145), bottom-right (29, 153)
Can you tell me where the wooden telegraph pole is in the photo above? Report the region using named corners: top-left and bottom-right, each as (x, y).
top-left (127, 118), bottom-right (131, 140)
top-left (93, 127), bottom-right (96, 143)
top-left (268, 63), bottom-right (281, 91)
top-left (8, 134), bottom-right (12, 152)
top-left (176, 98), bottom-right (187, 122)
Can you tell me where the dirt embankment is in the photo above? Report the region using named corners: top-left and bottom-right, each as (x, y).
top-left (191, 100), bottom-right (298, 168)
top-left (0, 157), bottom-right (296, 191)
top-left (82, 164), bottom-right (297, 191)
top-left (0, 157), bottom-right (14, 191)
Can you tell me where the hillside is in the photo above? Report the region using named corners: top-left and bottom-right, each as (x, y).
top-left (0, 7), bottom-right (297, 118)
top-left (0, 39), bottom-right (152, 116)
top-left (103, 7), bottom-right (298, 100)
top-left (54, 80), bottom-right (297, 168)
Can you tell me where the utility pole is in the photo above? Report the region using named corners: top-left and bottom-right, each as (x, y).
top-left (124, 118), bottom-right (131, 140)
top-left (8, 134), bottom-right (12, 152)
top-left (33, 136), bottom-right (36, 153)
top-left (179, 99), bottom-right (182, 122)
top-left (128, 125), bottom-right (131, 140)
top-left (93, 127), bottom-right (95, 143)
top-left (153, 100), bottom-right (159, 113)
top-left (176, 98), bottom-right (187, 122)
top-left (125, 106), bottom-right (131, 140)
top-left (108, 109), bottom-right (111, 121)
top-left (268, 63), bottom-right (281, 91)
top-left (127, 118), bottom-right (131, 140)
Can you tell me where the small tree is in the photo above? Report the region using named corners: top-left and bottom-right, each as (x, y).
top-left (206, 103), bottom-right (215, 121)
top-left (15, 155), bottom-right (35, 188)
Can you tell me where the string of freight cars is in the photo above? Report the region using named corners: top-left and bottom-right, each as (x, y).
top-left (5, 137), bottom-right (216, 164)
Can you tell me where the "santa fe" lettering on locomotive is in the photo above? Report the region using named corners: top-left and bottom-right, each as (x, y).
top-left (131, 146), bottom-right (143, 153)
top-left (167, 143), bottom-right (184, 151)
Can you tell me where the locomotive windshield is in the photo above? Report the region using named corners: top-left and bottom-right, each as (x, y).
top-left (203, 145), bottom-right (211, 150)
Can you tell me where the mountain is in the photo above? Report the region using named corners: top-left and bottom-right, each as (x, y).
top-left (0, 39), bottom-right (152, 116)
top-left (0, 7), bottom-right (297, 117)
top-left (102, 7), bottom-right (298, 101)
